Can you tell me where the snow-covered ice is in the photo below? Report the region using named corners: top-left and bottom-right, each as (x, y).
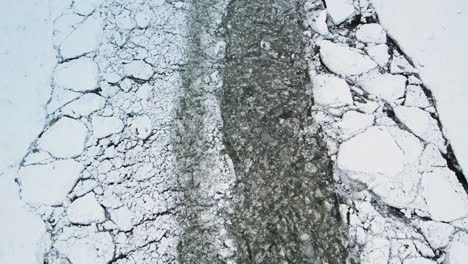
top-left (62, 93), bottom-right (106, 117)
top-left (17, 159), bottom-right (83, 206)
top-left (73, 0), bottom-right (100, 16)
top-left (67, 193), bottom-right (106, 225)
top-left (37, 117), bottom-right (88, 158)
top-left (320, 40), bottom-right (377, 76)
top-left (337, 127), bottom-right (405, 180)
top-left (404, 85), bottom-right (431, 109)
top-left (54, 58), bottom-right (99, 92)
top-left (358, 73), bottom-right (406, 103)
top-left (312, 74), bottom-right (353, 108)
top-left (91, 116), bottom-right (124, 139)
top-left (0, 169), bottom-right (49, 264)
top-left (418, 221), bottom-right (454, 249)
top-left (338, 111), bottom-right (374, 140)
top-left (356, 23), bottom-right (387, 44)
top-left (421, 167), bottom-right (468, 222)
top-left (130, 115), bottom-right (153, 140)
top-left (445, 242), bottom-right (468, 264)
top-left (60, 15), bottom-right (102, 60)
top-left (365, 44), bottom-right (390, 67)
top-left (55, 227), bottom-right (114, 264)
top-left (324, 0), bottom-right (355, 25)
top-left (394, 106), bottom-right (446, 152)
top-left (371, 0), bottom-right (468, 178)
top-left (110, 206), bottom-right (133, 231)
top-left (123, 60), bottom-right (154, 80)
top-left (307, 9), bottom-right (329, 35)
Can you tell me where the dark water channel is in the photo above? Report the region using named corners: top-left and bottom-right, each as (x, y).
top-left (176, 0), bottom-right (349, 263)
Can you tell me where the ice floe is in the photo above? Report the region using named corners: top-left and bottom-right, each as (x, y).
top-left (17, 159), bottom-right (83, 206)
top-left (320, 40), bottom-right (377, 76)
top-left (37, 117), bottom-right (88, 158)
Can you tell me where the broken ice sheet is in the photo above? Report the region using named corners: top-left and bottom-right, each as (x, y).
top-left (54, 57), bottom-right (99, 92)
top-left (320, 40), bottom-right (377, 76)
top-left (17, 159), bottom-right (83, 206)
top-left (67, 192), bottom-right (106, 225)
top-left (37, 117), bottom-right (88, 158)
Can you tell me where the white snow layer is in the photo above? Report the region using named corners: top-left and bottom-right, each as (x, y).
top-left (320, 40), bottom-right (377, 76)
top-left (0, 169), bottom-right (49, 264)
top-left (371, 0), bottom-right (468, 179)
top-left (37, 117), bottom-right (88, 158)
top-left (0, 1), bottom-right (60, 262)
top-left (17, 159), bottom-right (83, 206)
top-left (324, 0), bottom-right (355, 25)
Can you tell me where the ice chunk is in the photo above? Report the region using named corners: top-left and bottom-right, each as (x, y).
top-left (38, 117), bottom-right (87, 158)
top-left (91, 116), bottom-right (124, 138)
top-left (124, 60), bottom-right (153, 80)
top-left (338, 126), bottom-right (405, 179)
top-left (110, 206), bottom-right (133, 231)
top-left (365, 44), bottom-right (390, 67)
top-left (358, 73), bottom-right (406, 102)
top-left (394, 106), bottom-right (446, 152)
top-left (320, 40), bottom-right (377, 76)
top-left (60, 16), bottom-right (102, 59)
top-left (73, 0), bottom-right (100, 16)
top-left (445, 242), bottom-right (468, 264)
top-left (418, 221), bottom-right (454, 249)
top-left (55, 227), bottom-right (114, 264)
top-left (356, 23), bottom-right (387, 44)
top-left (54, 58), bottom-right (98, 92)
top-left (67, 193), bottom-right (106, 225)
top-left (62, 93), bottom-right (106, 117)
top-left (135, 12), bottom-right (150, 29)
top-left (338, 111), bottom-right (374, 139)
top-left (307, 10), bottom-right (329, 35)
top-left (419, 144), bottom-right (446, 169)
top-left (325, 0), bottom-right (355, 25)
top-left (421, 167), bottom-right (468, 222)
top-left (361, 237), bottom-right (390, 264)
top-left (312, 74), bottom-right (353, 107)
top-left (404, 85), bottom-right (431, 108)
top-left (17, 160), bottom-right (83, 206)
top-left (115, 11), bottom-right (136, 30)
top-left (130, 115), bottom-right (153, 140)
top-left (391, 55), bottom-right (417, 74)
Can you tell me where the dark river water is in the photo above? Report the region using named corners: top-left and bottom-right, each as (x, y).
top-left (175, 0), bottom-right (349, 263)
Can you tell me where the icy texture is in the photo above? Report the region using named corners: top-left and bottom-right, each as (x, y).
top-left (356, 23), bottom-right (387, 44)
top-left (312, 74), bottom-right (353, 107)
top-left (62, 94), bottom-right (106, 117)
top-left (421, 168), bottom-right (468, 222)
top-left (60, 15), bottom-right (102, 59)
top-left (358, 73), bottom-right (406, 102)
top-left (320, 40), bottom-right (377, 76)
top-left (91, 116), bottom-right (124, 138)
top-left (394, 106), bottom-right (446, 152)
top-left (55, 227), bottom-right (114, 264)
top-left (17, 160), bottom-right (83, 206)
top-left (37, 117), bottom-right (88, 158)
top-left (338, 126), bottom-right (405, 179)
top-left (0, 170), bottom-right (49, 264)
top-left (54, 58), bottom-right (99, 92)
top-left (365, 44), bottom-right (389, 66)
top-left (67, 193), bottom-right (106, 225)
top-left (123, 60), bottom-right (153, 80)
top-left (325, 0), bottom-right (355, 25)
top-left (371, 0), bottom-right (468, 178)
